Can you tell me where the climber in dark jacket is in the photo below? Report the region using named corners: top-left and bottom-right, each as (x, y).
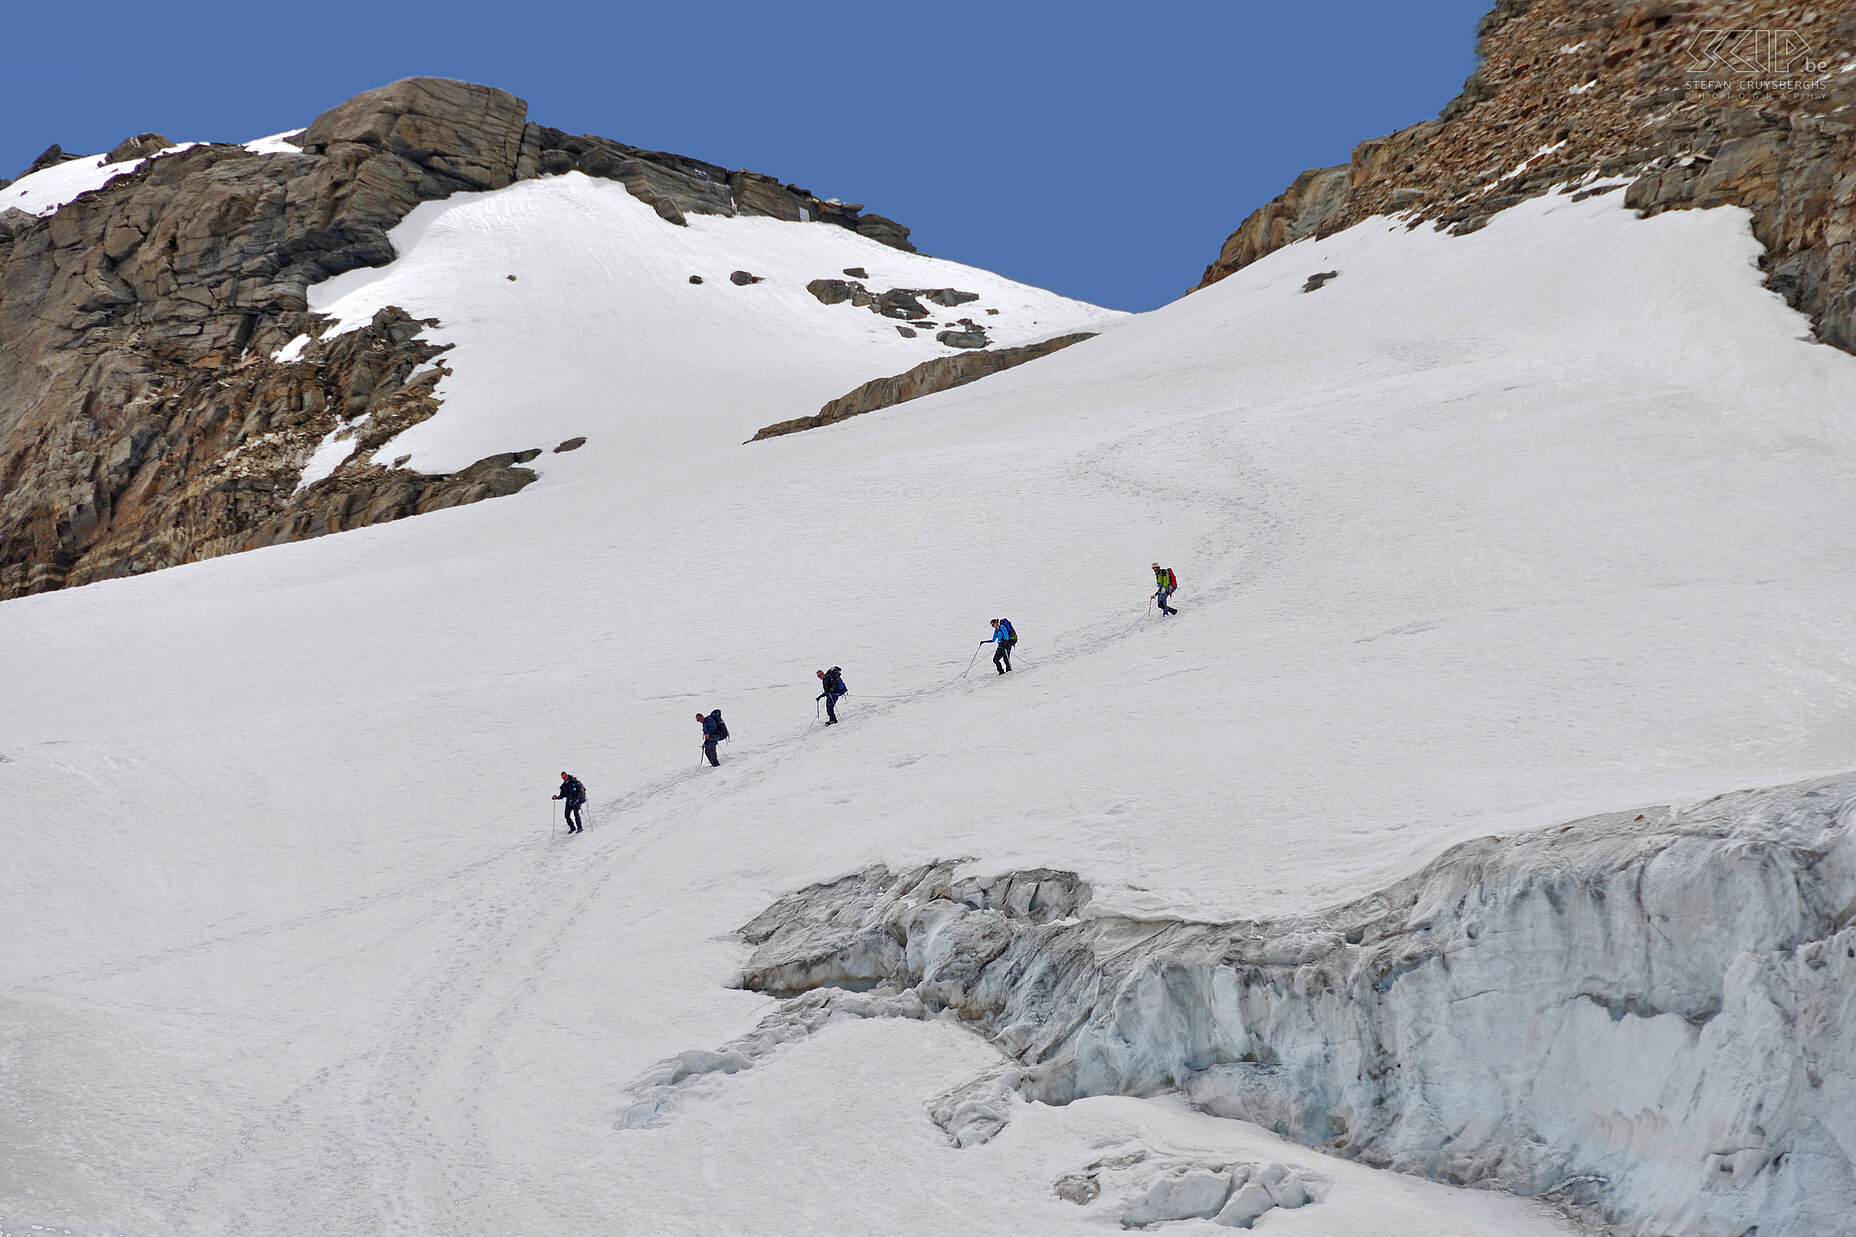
top-left (816, 667), bottom-right (847, 725)
top-left (554, 771), bottom-right (586, 833)
top-left (698, 712), bottom-right (723, 766)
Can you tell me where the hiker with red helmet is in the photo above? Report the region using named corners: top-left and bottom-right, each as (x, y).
top-left (553, 771), bottom-right (587, 833)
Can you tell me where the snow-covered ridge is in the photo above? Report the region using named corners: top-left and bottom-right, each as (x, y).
top-left (694, 776), bottom-right (1856, 1236)
top-left (298, 172), bottom-right (1124, 475)
top-left (0, 144), bottom-right (197, 217)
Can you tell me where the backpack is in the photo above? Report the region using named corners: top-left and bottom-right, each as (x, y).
top-left (1162, 568), bottom-right (1177, 590)
top-left (566, 775), bottom-right (586, 802)
top-left (825, 666), bottom-right (846, 695)
top-left (709, 709), bottom-right (730, 741)
top-left (1000, 619), bottom-right (1017, 646)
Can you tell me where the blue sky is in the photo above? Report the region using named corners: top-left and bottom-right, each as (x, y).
top-left (3, 1), bottom-right (1490, 310)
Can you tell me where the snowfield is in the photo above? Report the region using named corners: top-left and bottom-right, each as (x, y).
top-left (300, 171), bottom-right (1126, 476)
top-left (5, 174), bottom-right (1856, 1236)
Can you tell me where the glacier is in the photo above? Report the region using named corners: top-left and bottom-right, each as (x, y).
top-left (6, 164), bottom-right (1856, 1234)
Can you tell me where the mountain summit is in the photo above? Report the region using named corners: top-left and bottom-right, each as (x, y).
top-left (0, 78), bottom-right (1109, 598)
top-left (1200, 0), bottom-right (1855, 354)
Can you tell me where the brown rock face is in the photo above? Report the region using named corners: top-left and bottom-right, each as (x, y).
top-left (105, 133), bottom-right (175, 165)
top-left (749, 332), bottom-right (1097, 441)
top-left (1196, 0), bottom-right (1856, 353)
top-left (0, 77), bottom-right (921, 599)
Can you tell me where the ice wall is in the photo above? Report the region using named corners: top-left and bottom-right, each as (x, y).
top-left (698, 777), bottom-right (1856, 1236)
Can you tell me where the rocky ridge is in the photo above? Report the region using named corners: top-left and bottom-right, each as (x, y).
top-left (0, 78), bottom-right (918, 598)
top-left (634, 776), bottom-right (1856, 1237)
top-left (749, 332), bottom-right (1098, 440)
top-left (1198, 0), bottom-right (1856, 354)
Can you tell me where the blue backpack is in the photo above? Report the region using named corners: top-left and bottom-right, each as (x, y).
top-left (1000, 619), bottom-right (1017, 646)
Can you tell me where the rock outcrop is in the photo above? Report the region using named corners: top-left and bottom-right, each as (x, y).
top-left (0, 77), bottom-right (919, 598)
top-left (749, 332), bottom-right (1096, 440)
top-left (657, 775), bottom-right (1856, 1236)
top-left (1197, 0), bottom-right (1856, 353)
top-left (804, 278), bottom-right (980, 321)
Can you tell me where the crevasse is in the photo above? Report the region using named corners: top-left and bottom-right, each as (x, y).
top-left (689, 776), bottom-right (1856, 1236)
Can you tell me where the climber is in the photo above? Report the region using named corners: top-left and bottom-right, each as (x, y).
top-left (1152, 562), bottom-right (1179, 615)
top-left (816, 667), bottom-right (848, 724)
top-left (553, 771), bottom-right (586, 834)
top-left (697, 710), bottom-right (727, 766)
top-left (988, 618), bottom-right (1016, 674)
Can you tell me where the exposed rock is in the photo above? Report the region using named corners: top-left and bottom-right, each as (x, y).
top-left (806, 278), bottom-right (859, 305)
top-left (874, 288), bottom-right (928, 319)
top-left (842, 266), bottom-right (867, 278)
top-left (0, 207), bottom-right (34, 242)
top-left (688, 275), bottom-right (703, 284)
top-left (722, 775), bottom-right (1856, 1237)
top-left (0, 300), bottom-right (491, 594)
top-left (729, 270), bottom-right (762, 286)
top-left (0, 76), bottom-right (924, 597)
top-left (809, 279), bottom-right (979, 324)
top-left (895, 326), bottom-right (916, 339)
top-left (749, 332), bottom-right (1097, 440)
top-left (522, 136), bottom-right (915, 249)
top-left (553, 436), bottom-right (587, 452)
top-left (935, 322), bottom-right (988, 349)
top-left (854, 213), bottom-right (912, 251)
top-left (298, 76), bottom-right (529, 193)
top-left (1301, 270), bottom-right (1339, 293)
top-left (20, 144), bottom-right (80, 178)
top-left (106, 133), bottom-right (175, 165)
top-left (1195, 0), bottom-right (1856, 354)
top-left (0, 79), bottom-right (532, 599)
top-left (239, 447), bottom-right (540, 550)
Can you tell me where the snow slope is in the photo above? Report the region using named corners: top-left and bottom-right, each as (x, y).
top-left (0, 146), bottom-right (198, 217)
top-left (297, 171), bottom-right (1123, 475)
top-left (5, 177), bottom-right (1856, 1235)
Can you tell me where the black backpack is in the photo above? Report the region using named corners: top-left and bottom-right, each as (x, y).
top-left (824, 666), bottom-right (845, 694)
top-left (565, 775), bottom-right (586, 802)
top-left (1000, 619), bottom-right (1018, 646)
top-left (709, 709), bottom-right (730, 741)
